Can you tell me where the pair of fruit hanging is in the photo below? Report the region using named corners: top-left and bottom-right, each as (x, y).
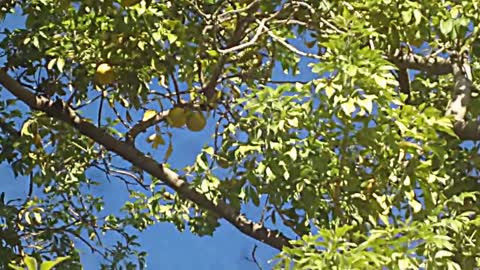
top-left (95, 63), bottom-right (207, 132)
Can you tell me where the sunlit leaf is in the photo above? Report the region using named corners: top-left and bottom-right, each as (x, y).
top-left (142, 110), bottom-right (157, 122)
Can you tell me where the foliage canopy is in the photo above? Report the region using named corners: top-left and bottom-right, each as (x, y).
top-left (1, 0), bottom-right (480, 269)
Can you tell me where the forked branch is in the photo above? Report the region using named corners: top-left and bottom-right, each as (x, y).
top-left (0, 68), bottom-right (292, 251)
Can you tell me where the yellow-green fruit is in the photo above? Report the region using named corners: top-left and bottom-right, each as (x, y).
top-left (122, 0), bottom-right (141, 7)
top-left (186, 111), bottom-right (206, 132)
top-left (95, 63), bottom-right (114, 85)
top-left (167, 107), bottom-right (187, 128)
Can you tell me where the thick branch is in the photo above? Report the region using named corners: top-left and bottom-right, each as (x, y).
top-left (388, 49), bottom-right (452, 75)
top-left (446, 56), bottom-right (472, 122)
top-left (126, 110), bottom-right (169, 144)
top-left (389, 51), bottom-right (480, 140)
top-left (396, 67), bottom-right (411, 103)
top-left (453, 121), bottom-right (480, 140)
top-left (0, 69), bottom-right (291, 250)
top-left (445, 55), bottom-right (475, 140)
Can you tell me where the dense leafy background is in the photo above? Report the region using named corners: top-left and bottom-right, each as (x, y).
top-left (1, 0), bottom-right (480, 269)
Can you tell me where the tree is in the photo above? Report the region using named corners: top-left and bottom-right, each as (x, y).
top-left (1, 0), bottom-right (480, 269)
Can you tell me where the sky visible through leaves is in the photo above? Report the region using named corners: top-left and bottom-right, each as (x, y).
top-left (0, 8), bottom-right (320, 269)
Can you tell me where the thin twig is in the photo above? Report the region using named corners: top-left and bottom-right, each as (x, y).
top-left (171, 74), bottom-right (182, 104)
top-left (264, 22), bottom-right (322, 60)
top-left (218, 0), bottom-right (260, 21)
top-left (125, 110), bottom-right (170, 144)
top-left (251, 244), bottom-right (264, 270)
top-left (272, 204), bottom-right (303, 238)
top-left (97, 91), bottom-right (105, 127)
top-left (218, 18), bottom-right (268, 54)
top-left (109, 100), bottom-right (130, 129)
top-left (27, 172), bottom-right (33, 199)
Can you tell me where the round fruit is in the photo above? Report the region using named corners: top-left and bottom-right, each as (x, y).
top-left (186, 111), bottom-right (206, 132)
top-left (167, 107), bottom-right (187, 128)
top-left (122, 0), bottom-right (141, 7)
top-left (95, 63), bottom-right (114, 85)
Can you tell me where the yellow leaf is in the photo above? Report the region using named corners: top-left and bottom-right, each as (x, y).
top-left (325, 85), bottom-right (335, 99)
top-left (153, 135), bottom-right (165, 148)
top-left (163, 141), bottom-right (173, 162)
top-left (142, 110), bottom-right (157, 122)
top-left (33, 212), bottom-right (42, 224)
top-left (25, 213), bottom-right (32, 225)
top-left (341, 99), bottom-right (356, 116)
top-left (147, 133), bottom-right (165, 149)
top-left (374, 74), bottom-right (387, 88)
top-left (410, 198), bottom-right (422, 213)
top-left (356, 97), bottom-right (373, 114)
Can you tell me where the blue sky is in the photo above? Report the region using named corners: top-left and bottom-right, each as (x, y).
top-left (0, 7), bottom-right (319, 270)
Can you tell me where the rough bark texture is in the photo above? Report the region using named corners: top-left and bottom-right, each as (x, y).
top-left (388, 49), bottom-right (452, 75)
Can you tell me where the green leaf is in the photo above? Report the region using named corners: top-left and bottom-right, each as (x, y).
top-left (286, 147), bottom-right (297, 161)
top-left (142, 110), bottom-right (157, 121)
top-left (163, 141), bottom-right (173, 162)
top-left (446, 261), bottom-right (462, 270)
top-left (47, 58), bottom-right (56, 70)
top-left (21, 119), bottom-right (35, 137)
top-left (40, 257), bottom-right (70, 270)
top-left (147, 133), bottom-right (165, 149)
top-left (266, 166), bottom-right (274, 179)
top-left (356, 98), bottom-right (373, 114)
top-left (373, 75), bottom-right (387, 88)
top-left (206, 50), bottom-right (218, 57)
top-left (341, 99), bottom-right (356, 116)
top-left (440, 19), bottom-right (453, 36)
top-left (8, 264), bottom-right (25, 270)
top-left (325, 85), bottom-right (335, 99)
top-left (251, 189), bottom-right (260, 206)
top-left (24, 256), bottom-right (38, 270)
top-left (435, 250), bottom-right (453, 259)
top-left (401, 10), bottom-right (412, 24)
top-left (335, 225), bottom-right (353, 238)
top-left (56, 58), bottom-right (65, 73)
top-left (286, 118), bottom-right (298, 128)
top-left (345, 65), bottom-right (357, 76)
top-left (409, 198), bottom-right (422, 213)
top-left (413, 9), bottom-right (422, 25)
top-left (167, 33), bottom-right (178, 44)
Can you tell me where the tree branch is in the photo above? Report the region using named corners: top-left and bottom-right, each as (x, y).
top-left (445, 54), bottom-right (475, 140)
top-left (388, 51), bottom-right (480, 140)
top-left (0, 68), bottom-right (292, 251)
top-left (446, 54), bottom-right (472, 122)
top-left (396, 67), bottom-right (411, 103)
top-left (218, 18), bottom-right (267, 54)
top-left (125, 110), bottom-right (169, 144)
top-left (453, 121), bottom-right (480, 140)
top-left (388, 49), bottom-right (452, 75)
top-left (264, 22), bottom-right (322, 60)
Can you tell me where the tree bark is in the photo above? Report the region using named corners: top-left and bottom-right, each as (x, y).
top-left (0, 69), bottom-right (292, 251)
